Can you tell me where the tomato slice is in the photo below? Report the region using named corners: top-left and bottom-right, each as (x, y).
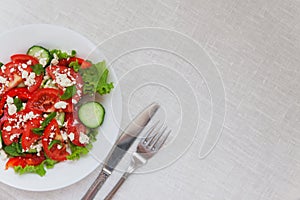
top-left (26, 88), bottom-right (61, 112)
top-left (21, 117), bottom-right (44, 151)
top-left (1, 109), bottom-right (41, 146)
top-left (0, 88), bottom-right (31, 116)
top-left (5, 154), bottom-right (45, 170)
top-left (10, 54), bottom-right (39, 65)
top-left (42, 119), bottom-right (69, 161)
top-left (65, 112), bottom-right (87, 147)
top-left (1, 120), bottom-right (22, 145)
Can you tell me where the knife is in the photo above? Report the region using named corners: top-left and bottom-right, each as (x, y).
top-left (81, 102), bottom-right (160, 200)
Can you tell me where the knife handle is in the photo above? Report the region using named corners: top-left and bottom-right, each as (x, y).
top-left (82, 169), bottom-right (111, 200)
top-left (104, 172), bottom-right (130, 200)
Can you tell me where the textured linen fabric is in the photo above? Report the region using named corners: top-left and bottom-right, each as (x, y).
top-left (0, 0), bottom-right (299, 199)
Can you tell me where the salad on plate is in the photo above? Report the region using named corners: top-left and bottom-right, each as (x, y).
top-left (0, 45), bottom-right (113, 176)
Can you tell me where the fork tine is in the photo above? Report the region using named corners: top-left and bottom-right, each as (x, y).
top-left (146, 123), bottom-right (165, 147)
top-left (148, 126), bottom-right (167, 149)
top-left (155, 130), bottom-right (171, 150)
top-left (142, 121), bottom-right (160, 144)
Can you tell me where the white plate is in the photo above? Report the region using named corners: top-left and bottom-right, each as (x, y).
top-left (0, 24), bottom-right (122, 191)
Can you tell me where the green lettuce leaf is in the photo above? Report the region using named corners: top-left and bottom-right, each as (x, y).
top-left (79, 61), bottom-right (114, 95)
top-left (67, 143), bottom-right (89, 160)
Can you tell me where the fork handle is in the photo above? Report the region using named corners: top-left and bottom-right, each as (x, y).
top-left (104, 172), bottom-right (130, 200)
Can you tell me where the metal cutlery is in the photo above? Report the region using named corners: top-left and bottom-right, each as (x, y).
top-left (104, 122), bottom-right (171, 200)
top-left (81, 103), bottom-right (160, 200)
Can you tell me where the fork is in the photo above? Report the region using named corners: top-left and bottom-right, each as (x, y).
top-left (104, 122), bottom-right (171, 200)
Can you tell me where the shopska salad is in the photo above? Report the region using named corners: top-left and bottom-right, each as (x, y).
top-left (0, 46), bottom-right (113, 176)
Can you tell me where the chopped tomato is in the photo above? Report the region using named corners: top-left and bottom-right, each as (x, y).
top-left (26, 88), bottom-right (61, 112)
top-left (42, 119), bottom-right (69, 161)
top-left (5, 154), bottom-right (45, 170)
top-left (57, 57), bottom-right (91, 69)
top-left (21, 117), bottom-right (44, 151)
top-left (10, 54), bottom-right (38, 65)
top-left (65, 112), bottom-right (87, 147)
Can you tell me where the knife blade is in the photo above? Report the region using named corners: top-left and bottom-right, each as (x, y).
top-left (82, 102), bottom-right (160, 200)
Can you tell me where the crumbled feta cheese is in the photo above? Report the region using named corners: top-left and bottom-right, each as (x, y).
top-left (61, 130), bottom-right (68, 141)
top-left (57, 144), bottom-right (62, 150)
top-left (0, 76), bottom-right (7, 84)
top-left (54, 101), bottom-right (68, 109)
top-left (50, 132), bottom-right (55, 139)
top-left (6, 96), bottom-right (13, 104)
top-left (21, 63), bottom-right (27, 68)
top-left (10, 68), bottom-right (15, 73)
top-left (21, 70), bottom-right (29, 79)
top-left (79, 132), bottom-right (89, 144)
top-left (39, 58), bottom-right (48, 67)
top-left (1, 65), bottom-right (6, 73)
top-left (3, 126), bottom-right (11, 131)
top-left (54, 72), bottom-right (74, 87)
top-left (34, 50), bottom-right (43, 57)
top-left (7, 104), bottom-right (17, 115)
top-left (27, 60), bottom-right (32, 65)
top-left (30, 142), bottom-right (43, 156)
top-left (72, 99), bottom-right (78, 104)
top-left (68, 132), bottom-right (75, 141)
top-left (10, 133), bottom-right (19, 141)
top-left (51, 53), bottom-right (59, 65)
top-left (24, 72), bottom-right (36, 86)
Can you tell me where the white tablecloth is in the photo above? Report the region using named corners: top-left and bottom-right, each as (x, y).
top-left (0, 0), bottom-right (299, 199)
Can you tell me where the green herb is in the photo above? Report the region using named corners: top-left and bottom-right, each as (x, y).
top-left (60, 85), bottom-right (76, 100)
top-left (13, 158), bottom-right (57, 177)
top-left (48, 140), bottom-right (61, 150)
top-left (30, 64), bottom-right (44, 75)
top-left (50, 49), bottom-right (76, 59)
top-left (4, 142), bottom-right (23, 157)
top-left (13, 97), bottom-right (23, 112)
top-left (79, 60), bottom-right (114, 95)
top-left (0, 62), bottom-right (3, 67)
top-left (31, 112), bottom-right (57, 135)
top-left (41, 112), bottom-right (57, 127)
top-left (66, 142), bottom-right (89, 160)
top-left (69, 60), bottom-right (80, 72)
top-left (31, 128), bottom-right (44, 136)
top-left (71, 50), bottom-right (77, 57)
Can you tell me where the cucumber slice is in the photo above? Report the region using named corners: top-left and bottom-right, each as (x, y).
top-left (78, 102), bottom-right (105, 128)
top-left (27, 45), bottom-right (51, 66)
top-left (56, 112), bottom-right (65, 126)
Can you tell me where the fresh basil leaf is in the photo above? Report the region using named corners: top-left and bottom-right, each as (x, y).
top-left (31, 128), bottom-right (44, 136)
top-left (60, 85), bottom-right (76, 100)
top-left (41, 112), bottom-right (57, 128)
top-left (0, 131), bottom-right (3, 147)
top-left (71, 50), bottom-right (77, 57)
top-left (4, 143), bottom-right (24, 157)
top-left (69, 60), bottom-right (80, 72)
top-left (30, 64), bottom-right (44, 75)
top-left (66, 142), bottom-right (89, 160)
top-left (48, 140), bottom-right (61, 150)
top-left (0, 62), bottom-right (3, 68)
top-left (13, 97), bottom-right (23, 112)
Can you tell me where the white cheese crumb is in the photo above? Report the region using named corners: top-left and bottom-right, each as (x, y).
top-left (30, 142), bottom-right (43, 156)
top-left (60, 130), bottom-right (68, 141)
top-left (3, 126), bottom-right (11, 131)
top-left (10, 133), bottom-right (19, 141)
top-left (79, 132), bottom-right (89, 144)
top-left (68, 132), bottom-right (75, 141)
top-left (57, 144), bottom-right (62, 150)
top-left (26, 60), bottom-right (32, 65)
top-left (8, 104), bottom-right (17, 115)
top-left (54, 101), bottom-right (68, 109)
top-left (21, 63), bottom-right (27, 69)
top-left (54, 72), bottom-right (74, 87)
top-left (0, 76), bottom-right (7, 84)
top-left (39, 58), bottom-right (48, 67)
